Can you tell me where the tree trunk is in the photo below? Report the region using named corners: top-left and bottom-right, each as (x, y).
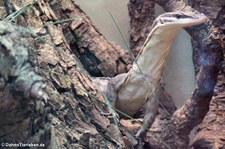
top-left (190, 0), bottom-right (225, 148)
top-left (0, 0), bottom-right (126, 148)
top-left (128, 0), bottom-right (155, 56)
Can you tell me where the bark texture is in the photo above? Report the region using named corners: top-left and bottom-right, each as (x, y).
top-left (0, 0), bottom-right (125, 148)
top-left (190, 0), bottom-right (225, 148)
top-left (0, 21), bottom-right (47, 145)
top-left (128, 0), bottom-right (155, 56)
top-left (48, 0), bottom-right (132, 77)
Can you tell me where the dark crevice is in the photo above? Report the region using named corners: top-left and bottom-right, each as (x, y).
top-left (70, 42), bottom-right (103, 77)
top-left (52, 80), bottom-right (70, 93)
top-left (7, 76), bottom-right (17, 84)
top-left (3, 0), bottom-right (15, 15)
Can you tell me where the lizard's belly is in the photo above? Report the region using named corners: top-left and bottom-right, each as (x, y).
top-left (115, 75), bottom-right (152, 116)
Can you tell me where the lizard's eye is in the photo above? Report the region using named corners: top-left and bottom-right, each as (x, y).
top-left (176, 14), bottom-right (182, 19)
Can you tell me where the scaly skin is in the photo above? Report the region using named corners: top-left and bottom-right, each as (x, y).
top-left (93, 11), bottom-right (208, 139)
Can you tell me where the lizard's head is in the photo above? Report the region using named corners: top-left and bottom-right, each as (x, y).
top-left (152, 11), bottom-right (208, 29)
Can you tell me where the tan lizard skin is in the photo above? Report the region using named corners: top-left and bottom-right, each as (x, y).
top-left (93, 11), bottom-right (208, 139)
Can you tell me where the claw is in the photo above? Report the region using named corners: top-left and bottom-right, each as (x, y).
top-left (30, 82), bottom-right (49, 111)
top-left (135, 126), bottom-right (147, 139)
top-left (30, 81), bottom-right (46, 99)
top-left (134, 137), bottom-right (145, 149)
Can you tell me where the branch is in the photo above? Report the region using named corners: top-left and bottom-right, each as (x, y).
top-left (49, 0), bottom-right (132, 77)
top-left (165, 33), bottom-right (223, 148)
top-left (190, 0), bottom-right (225, 148)
top-left (143, 0), bottom-right (224, 148)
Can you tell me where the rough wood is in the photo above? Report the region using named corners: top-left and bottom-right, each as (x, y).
top-left (48, 0), bottom-right (132, 77)
top-left (0, 21), bottom-right (47, 145)
top-left (0, 0), bottom-right (126, 148)
top-left (190, 0), bottom-right (225, 148)
top-left (128, 0), bottom-right (155, 56)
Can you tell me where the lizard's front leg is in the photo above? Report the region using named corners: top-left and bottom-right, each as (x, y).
top-left (92, 73), bottom-right (129, 118)
top-left (135, 93), bottom-right (159, 138)
top-left (105, 73), bottom-right (130, 107)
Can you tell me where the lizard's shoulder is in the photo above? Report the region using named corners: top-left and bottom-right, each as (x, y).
top-left (109, 73), bottom-right (131, 91)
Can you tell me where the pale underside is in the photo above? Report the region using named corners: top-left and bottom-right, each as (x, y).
top-left (115, 26), bottom-right (178, 116)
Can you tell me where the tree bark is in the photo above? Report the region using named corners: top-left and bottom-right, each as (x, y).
top-left (48, 0), bottom-right (132, 77)
top-left (128, 0), bottom-right (155, 56)
top-left (0, 0), bottom-right (126, 148)
top-left (190, 0), bottom-right (225, 148)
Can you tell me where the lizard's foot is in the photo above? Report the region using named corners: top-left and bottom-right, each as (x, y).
top-left (134, 128), bottom-right (148, 149)
top-left (134, 136), bottom-right (152, 149)
top-left (134, 137), bottom-right (145, 149)
top-left (135, 126), bottom-right (147, 139)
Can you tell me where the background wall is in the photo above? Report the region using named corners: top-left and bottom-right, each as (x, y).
top-left (75, 0), bottom-right (130, 50)
top-left (75, 0), bottom-right (195, 108)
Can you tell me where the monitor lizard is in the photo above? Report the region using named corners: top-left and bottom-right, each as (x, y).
top-left (92, 11), bottom-right (208, 139)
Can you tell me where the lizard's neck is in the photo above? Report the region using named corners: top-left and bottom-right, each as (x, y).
top-left (131, 26), bottom-right (179, 80)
